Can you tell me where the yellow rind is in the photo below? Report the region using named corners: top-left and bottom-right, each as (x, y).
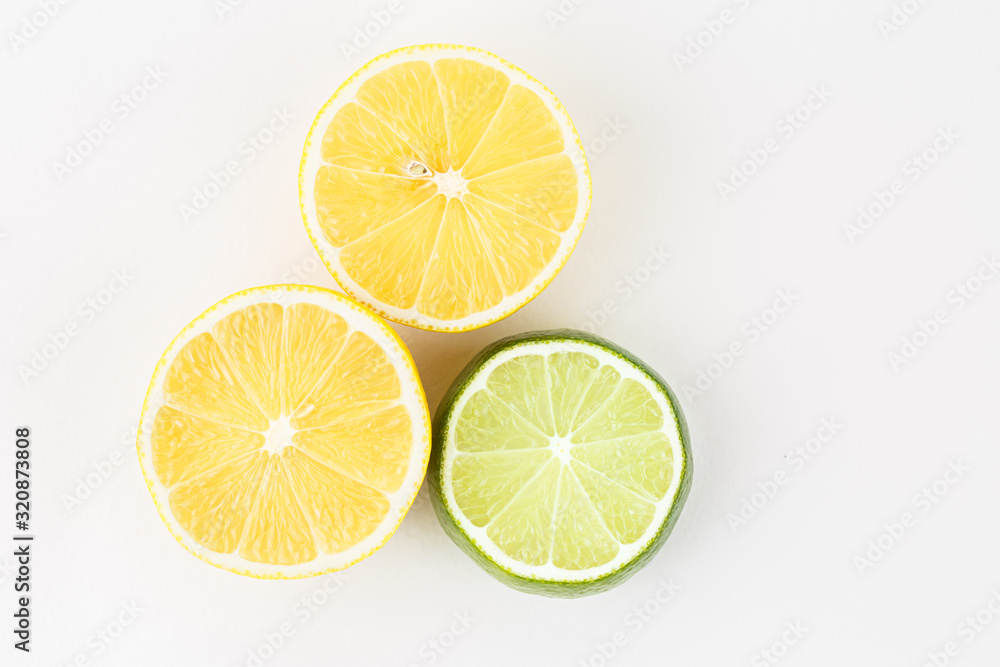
top-left (136, 284), bottom-right (431, 579)
top-left (298, 44), bottom-right (593, 333)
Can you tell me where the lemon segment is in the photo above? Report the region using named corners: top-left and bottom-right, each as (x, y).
top-left (285, 449), bottom-right (392, 553)
top-left (289, 330), bottom-right (401, 430)
top-left (162, 333), bottom-right (268, 431)
top-left (339, 195), bottom-right (447, 310)
top-left (320, 103), bottom-right (424, 176)
top-left (238, 453), bottom-right (318, 565)
top-left (314, 166), bottom-right (438, 246)
top-left (280, 303), bottom-right (349, 415)
top-left (433, 58), bottom-right (510, 169)
top-left (137, 285), bottom-right (430, 579)
top-left (212, 303), bottom-right (284, 420)
top-left (355, 60), bottom-right (450, 173)
top-left (460, 85), bottom-right (565, 180)
top-left (461, 195), bottom-right (561, 296)
top-left (150, 407), bottom-right (262, 487)
top-left (293, 405), bottom-right (412, 493)
top-left (300, 44), bottom-right (591, 331)
top-left (466, 154), bottom-right (580, 232)
top-left (168, 452), bottom-right (267, 555)
top-left (415, 198), bottom-right (504, 321)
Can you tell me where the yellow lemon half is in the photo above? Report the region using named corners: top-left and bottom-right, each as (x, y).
top-left (299, 44), bottom-right (592, 332)
top-left (137, 285), bottom-right (430, 578)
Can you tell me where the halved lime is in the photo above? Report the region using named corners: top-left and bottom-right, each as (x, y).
top-left (428, 330), bottom-right (691, 597)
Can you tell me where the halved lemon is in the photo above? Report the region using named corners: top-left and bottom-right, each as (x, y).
top-left (136, 285), bottom-right (430, 578)
top-left (299, 44), bottom-right (592, 332)
top-left (429, 330), bottom-right (691, 597)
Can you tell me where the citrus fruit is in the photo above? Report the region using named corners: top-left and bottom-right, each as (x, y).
top-left (428, 330), bottom-right (691, 597)
top-left (299, 44), bottom-right (592, 332)
top-left (136, 285), bottom-right (430, 578)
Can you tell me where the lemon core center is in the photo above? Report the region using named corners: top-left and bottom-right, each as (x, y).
top-left (432, 168), bottom-right (469, 199)
top-left (263, 416), bottom-right (297, 455)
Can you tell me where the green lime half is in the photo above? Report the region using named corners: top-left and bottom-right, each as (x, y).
top-left (428, 330), bottom-right (691, 597)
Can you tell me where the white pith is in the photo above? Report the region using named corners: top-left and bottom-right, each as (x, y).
top-left (136, 285), bottom-right (431, 578)
top-left (299, 44), bottom-right (592, 331)
top-left (439, 339), bottom-right (687, 583)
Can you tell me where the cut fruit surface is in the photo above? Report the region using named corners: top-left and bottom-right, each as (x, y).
top-left (429, 331), bottom-right (691, 597)
top-left (300, 44), bottom-right (591, 332)
top-left (137, 285), bottom-right (430, 578)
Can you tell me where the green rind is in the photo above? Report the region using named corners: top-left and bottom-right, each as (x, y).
top-left (428, 329), bottom-right (692, 598)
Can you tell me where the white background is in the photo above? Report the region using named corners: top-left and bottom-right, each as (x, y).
top-left (2, 0), bottom-right (999, 665)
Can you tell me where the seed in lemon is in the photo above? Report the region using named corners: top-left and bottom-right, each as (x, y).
top-left (429, 330), bottom-right (691, 597)
top-left (136, 285), bottom-right (430, 578)
top-left (299, 44), bottom-right (592, 332)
